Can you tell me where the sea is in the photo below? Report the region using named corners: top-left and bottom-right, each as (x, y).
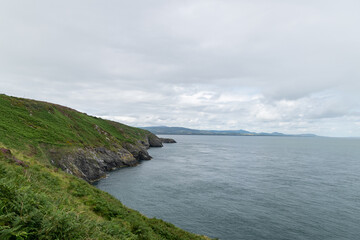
top-left (94, 135), bottom-right (360, 240)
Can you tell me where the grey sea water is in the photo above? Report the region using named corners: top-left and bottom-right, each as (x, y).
top-left (94, 135), bottom-right (360, 240)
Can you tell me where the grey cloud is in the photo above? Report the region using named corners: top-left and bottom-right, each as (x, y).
top-left (1, 0), bottom-right (360, 137)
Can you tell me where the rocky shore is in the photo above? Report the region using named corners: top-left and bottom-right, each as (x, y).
top-left (47, 133), bottom-right (166, 182)
top-left (160, 137), bottom-right (177, 143)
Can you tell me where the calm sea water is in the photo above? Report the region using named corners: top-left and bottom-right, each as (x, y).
top-left (94, 136), bottom-right (360, 240)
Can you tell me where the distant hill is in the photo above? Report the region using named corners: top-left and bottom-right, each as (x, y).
top-left (141, 126), bottom-right (317, 137)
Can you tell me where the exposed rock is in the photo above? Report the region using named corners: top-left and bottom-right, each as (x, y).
top-left (0, 134), bottom-right (164, 182)
top-left (148, 134), bottom-right (163, 147)
top-left (48, 146), bottom-right (138, 182)
top-left (47, 133), bottom-right (164, 182)
top-left (123, 142), bottom-right (152, 160)
top-left (160, 138), bottom-right (177, 143)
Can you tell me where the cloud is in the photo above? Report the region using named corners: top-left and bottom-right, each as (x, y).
top-left (0, 0), bottom-right (359, 136)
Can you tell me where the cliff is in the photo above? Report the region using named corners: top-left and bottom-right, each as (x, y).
top-left (0, 94), bottom-right (208, 239)
top-left (0, 94), bottom-right (164, 182)
top-left (47, 132), bottom-right (164, 182)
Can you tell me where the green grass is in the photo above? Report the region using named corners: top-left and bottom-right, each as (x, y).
top-left (0, 150), bottom-right (208, 240)
top-left (0, 94), bottom-right (150, 158)
top-left (0, 94), bottom-right (210, 239)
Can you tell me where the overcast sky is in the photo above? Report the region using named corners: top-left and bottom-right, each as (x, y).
top-left (1, 1), bottom-right (359, 137)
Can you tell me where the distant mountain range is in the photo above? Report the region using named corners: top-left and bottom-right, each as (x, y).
top-left (141, 126), bottom-right (317, 137)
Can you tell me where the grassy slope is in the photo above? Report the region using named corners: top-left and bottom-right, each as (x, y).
top-left (0, 94), bottom-right (209, 240)
top-left (0, 94), bottom-right (149, 156)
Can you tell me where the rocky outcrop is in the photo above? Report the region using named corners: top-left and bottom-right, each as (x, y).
top-left (47, 133), bottom-right (163, 182)
top-left (148, 134), bottom-right (163, 147)
top-left (160, 138), bottom-right (177, 143)
top-left (48, 147), bottom-right (136, 182)
top-left (123, 142), bottom-right (152, 160)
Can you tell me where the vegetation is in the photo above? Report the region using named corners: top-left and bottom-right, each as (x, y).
top-left (0, 94), bottom-right (149, 157)
top-left (0, 94), bottom-right (209, 239)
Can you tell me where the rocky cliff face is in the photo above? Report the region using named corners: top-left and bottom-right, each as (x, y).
top-left (160, 138), bottom-right (177, 143)
top-left (0, 94), bottom-right (171, 183)
top-left (47, 133), bottom-right (163, 182)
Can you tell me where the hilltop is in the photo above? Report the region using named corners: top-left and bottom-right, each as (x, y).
top-left (0, 94), bottom-right (209, 240)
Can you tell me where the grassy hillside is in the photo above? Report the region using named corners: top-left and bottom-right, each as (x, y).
top-left (0, 94), bottom-right (149, 156)
top-left (0, 94), bottom-right (209, 239)
top-left (0, 148), bottom-right (208, 239)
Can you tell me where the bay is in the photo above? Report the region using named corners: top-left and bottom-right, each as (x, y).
top-left (94, 135), bottom-right (360, 240)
